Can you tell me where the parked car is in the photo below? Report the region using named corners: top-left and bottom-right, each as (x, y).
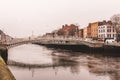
top-left (105, 38), bottom-right (116, 43)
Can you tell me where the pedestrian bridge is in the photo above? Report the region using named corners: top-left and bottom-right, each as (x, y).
top-left (0, 37), bottom-right (118, 64)
top-left (0, 38), bottom-right (104, 50)
top-left (1, 37), bottom-right (120, 64)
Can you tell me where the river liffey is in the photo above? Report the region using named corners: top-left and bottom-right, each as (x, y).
top-left (8, 44), bottom-right (120, 80)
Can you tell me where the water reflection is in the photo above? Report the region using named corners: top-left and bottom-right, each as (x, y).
top-left (8, 44), bottom-right (120, 80)
top-left (9, 65), bottom-right (110, 80)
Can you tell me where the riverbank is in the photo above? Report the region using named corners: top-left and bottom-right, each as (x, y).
top-left (34, 43), bottom-right (120, 56)
top-left (0, 56), bottom-right (15, 80)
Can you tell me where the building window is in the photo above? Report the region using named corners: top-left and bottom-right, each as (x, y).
top-left (107, 29), bottom-right (111, 32)
top-left (99, 35), bottom-right (100, 37)
top-left (113, 29), bottom-right (115, 32)
top-left (99, 30), bottom-right (100, 33)
top-left (107, 34), bottom-right (111, 38)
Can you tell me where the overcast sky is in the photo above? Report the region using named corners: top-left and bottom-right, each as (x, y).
top-left (0, 0), bottom-right (120, 38)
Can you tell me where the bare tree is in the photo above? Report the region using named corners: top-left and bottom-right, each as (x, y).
top-left (110, 14), bottom-right (120, 42)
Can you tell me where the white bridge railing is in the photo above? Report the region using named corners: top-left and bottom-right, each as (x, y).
top-left (0, 37), bottom-right (104, 50)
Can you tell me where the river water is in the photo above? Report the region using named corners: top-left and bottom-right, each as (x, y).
top-left (8, 44), bottom-right (120, 80)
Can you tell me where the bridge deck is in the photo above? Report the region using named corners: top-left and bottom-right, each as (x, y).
top-left (1, 38), bottom-right (120, 50)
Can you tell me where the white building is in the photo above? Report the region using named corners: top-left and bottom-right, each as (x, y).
top-left (98, 21), bottom-right (116, 40)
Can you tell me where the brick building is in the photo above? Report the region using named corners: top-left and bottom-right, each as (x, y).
top-left (87, 24), bottom-right (91, 38)
top-left (58, 24), bottom-right (79, 37)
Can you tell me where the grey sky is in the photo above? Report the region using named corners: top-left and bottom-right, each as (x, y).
top-left (0, 0), bottom-right (120, 38)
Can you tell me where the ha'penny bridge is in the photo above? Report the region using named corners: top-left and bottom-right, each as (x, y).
top-left (0, 37), bottom-right (120, 63)
top-left (0, 38), bottom-right (104, 49)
